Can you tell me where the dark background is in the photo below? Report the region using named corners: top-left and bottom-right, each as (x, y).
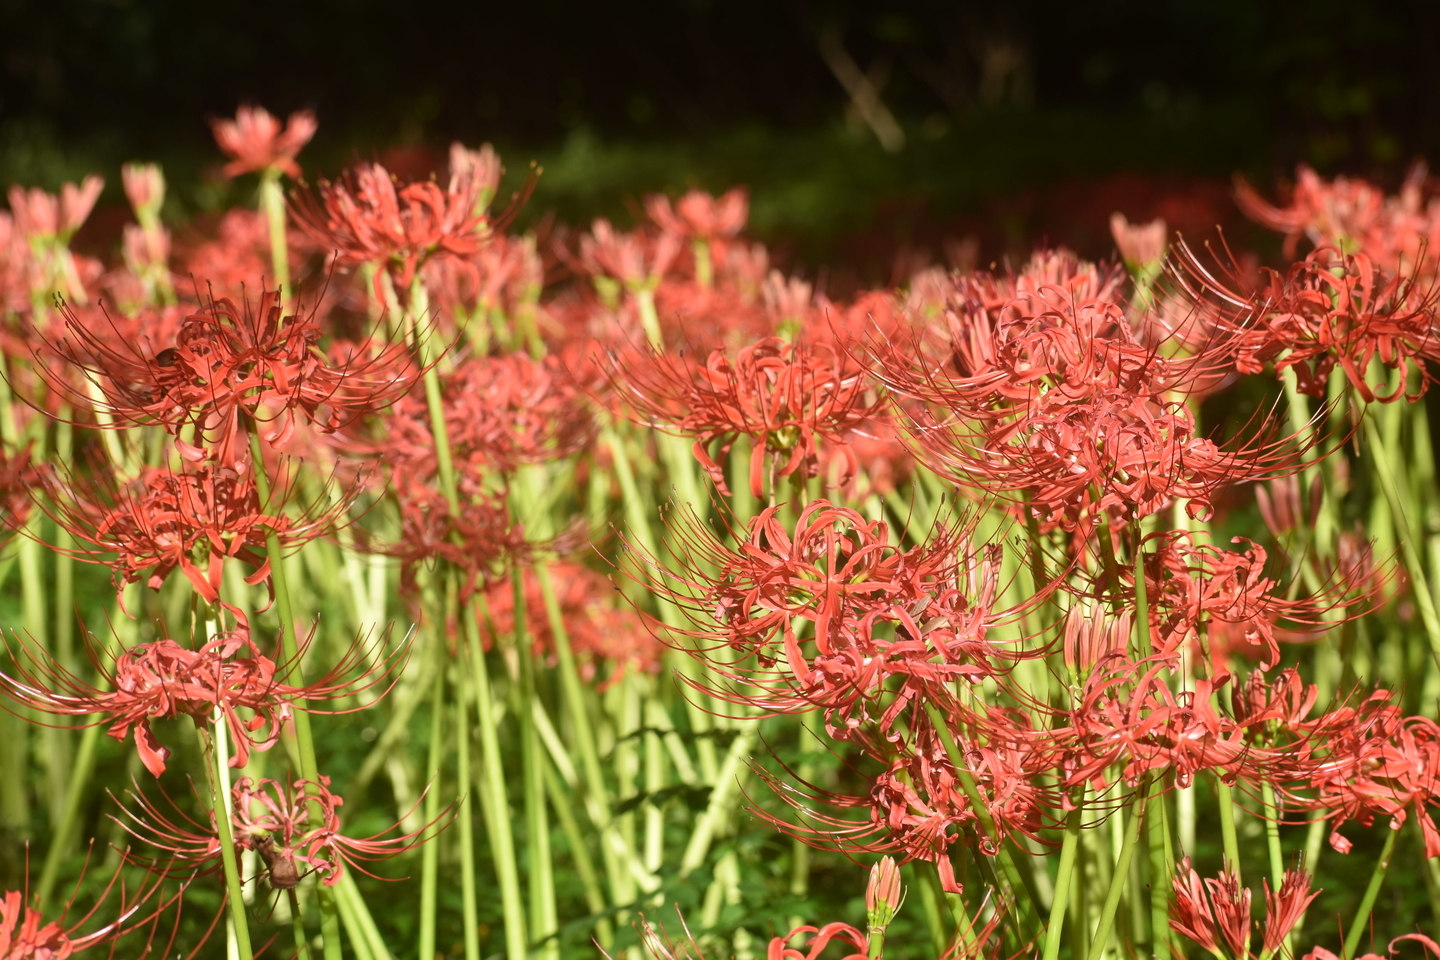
top-left (3, 0), bottom-right (1437, 285)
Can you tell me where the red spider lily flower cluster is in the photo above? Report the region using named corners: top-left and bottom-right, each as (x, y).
top-left (1235, 164), bottom-right (1440, 282)
top-left (292, 161), bottom-right (493, 302)
top-left (382, 489), bottom-right (534, 605)
top-left (579, 219), bottom-right (681, 291)
top-left (370, 352), bottom-right (592, 493)
top-left (0, 625), bottom-right (405, 777)
top-left (210, 105), bottom-right (317, 179)
top-left (873, 250), bottom-right (1301, 530)
top-left (1175, 242), bottom-right (1440, 401)
top-left (1302, 936), bottom-right (1440, 960)
top-left (120, 775), bottom-right (441, 888)
top-left (479, 563), bottom-right (661, 681)
top-left (38, 458), bottom-right (339, 606)
top-left (9, 177), bottom-right (104, 243)
top-left (640, 500), bottom-right (1035, 729)
top-left (1139, 532), bottom-right (1379, 668)
top-left (642, 479), bottom-right (1406, 891)
top-left (0, 866), bottom-right (191, 960)
top-left (1170, 858), bottom-right (1319, 960)
top-left (33, 291), bottom-right (416, 461)
top-left (645, 188), bottom-right (748, 243)
top-left (608, 337), bottom-right (878, 498)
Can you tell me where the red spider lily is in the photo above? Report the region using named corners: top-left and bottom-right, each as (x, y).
top-left (1262, 867), bottom-right (1323, 958)
top-left (1110, 213), bottom-right (1167, 272)
top-left (422, 233), bottom-right (543, 336)
top-left (1053, 654), bottom-right (1250, 791)
top-left (210, 105), bottom-right (317, 179)
top-left (380, 487), bottom-right (536, 605)
top-left (607, 336), bottom-right (878, 499)
top-left (1140, 533), bottom-right (1379, 669)
top-left (178, 209), bottom-right (281, 301)
top-left (291, 160), bottom-right (493, 304)
top-left (752, 706), bottom-right (1051, 892)
top-left (1170, 857), bottom-right (1318, 960)
top-left (117, 776), bottom-right (446, 888)
top-left (122, 163), bottom-right (165, 220)
top-left (39, 456), bottom-right (344, 608)
top-left (865, 856), bottom-right (902, 931)
top-left (8, 177), bottom-right (104, 241)
top-left (1303, 935), bottom-right (1440, 960)
top-left (447, 142), bottom-right (503, 215)
top-left (0, 860), bottom-right (195, 960)
top-left (0, 622), bottom-right (408, 777)
top-left (578, 219), bottom-right (681, 289)
top-left (1298, 706), bottom-right (1440, 858)
top-left (31, 291), bottom-right (417, 463)
top-left (766, 922), bottom-right (868, 960)
top-left (637, 500), bottom-right (1040, 728)
top-left (1174, 242), bottom-right (1440, 401)
top-left (645, 188), bottom-right (748, 242)
top-left (479, 563), bottom-right (661, 684)
top-left (875, 256), bottom-right (1285, 528)
top-left (6, 177), bottom-right (104, 304)
top-left (369, 352), bottom-right (592, 493)
top-left (1234, 164), bottom-right (1440, 279)
top-left (0, 443), bottom-right (36, 533)
top-left (1255, 473), bottom-right (1324, 540)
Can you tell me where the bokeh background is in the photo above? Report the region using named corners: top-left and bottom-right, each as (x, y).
top-left (3, 0), bottom-right (1437, 289)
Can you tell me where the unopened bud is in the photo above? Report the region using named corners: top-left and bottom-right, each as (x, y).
top-left (866, 856), bottom-right (902, 933)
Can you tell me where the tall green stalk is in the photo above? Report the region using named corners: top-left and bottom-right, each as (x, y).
top-left (1343, 826), bottom-right (1398, 960)
top-left (463, 602), bottom-right (529, 960)
top-left (1042, 803), bottom-right (1083, 960)
top-left (417, 661), bottom-right (445, 960)
top-left (260, 170), bottom-right (290, 292)
top-left (455, 627), bottom-right (482, 960)
top-left (1085, 780), bottom-right (1150, 960)
top-left (515, 569), bottom-right (558, 960)
top-left (248, 428), bottom-right (345, 960)
top-left (200, 709), bottom-right (255, 960)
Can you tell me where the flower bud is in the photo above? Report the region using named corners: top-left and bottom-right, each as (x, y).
top-left (865, 856), bottom-right (902, 933)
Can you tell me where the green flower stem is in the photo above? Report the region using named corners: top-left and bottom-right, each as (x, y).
top-left (601, 424), bottom-right (720, 782)
top-left (912, 866), bottom-right (949, 955)
top-left (260, 170), bottom-right (289, 292)
top-left (418, 653), bottom-right (445, 960)
top-left (333, 877), bottom-right (379, 960)
top-left (462, 597), bottom-right (529, 960)
top-left (409, 306), bottom-right (528, 959)
top-left (289, 890), bottom-right (312, 960)
top-left (922, 701), bottom-right (1042, 938)
top-left (1216, 777), bottom-right (1242, 883)
top-left (1042, 802), bottom-right (1083, 960)
top-left (0, 355), bottom-right (30, 833)
top-left (35, 722), bottom-right (99, 910)
top-left (679, 722), bottom-right (756, 877)
top-left (247, 428), bottom-right (345, 960)
top-left (540, 752), bottom-right (613, 949)
top-left (515, 570), bottom-right (559, 960)
top-left (1343, 825), bottom-right (1399, 960)
top-left (454, 623), bottom-right (482, 960)
top-left (38, 584), bottom-right (140, 909)
top-left (199, 709), bottom-right (255, 960)
top-left (1366, 416), bottom-right (1440, 669)
top-left (1261, 781), bottom-right (1285, 890)
top-left (643, 708), bottom-right (666, 875)
top-left (1148, 786), bottom-right (1173, 960)
top-left (1085, 779), bottom-right (1151, 960)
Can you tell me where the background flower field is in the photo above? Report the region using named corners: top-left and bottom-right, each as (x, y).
top-left (3, 30), bottom-right (1440, 958)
